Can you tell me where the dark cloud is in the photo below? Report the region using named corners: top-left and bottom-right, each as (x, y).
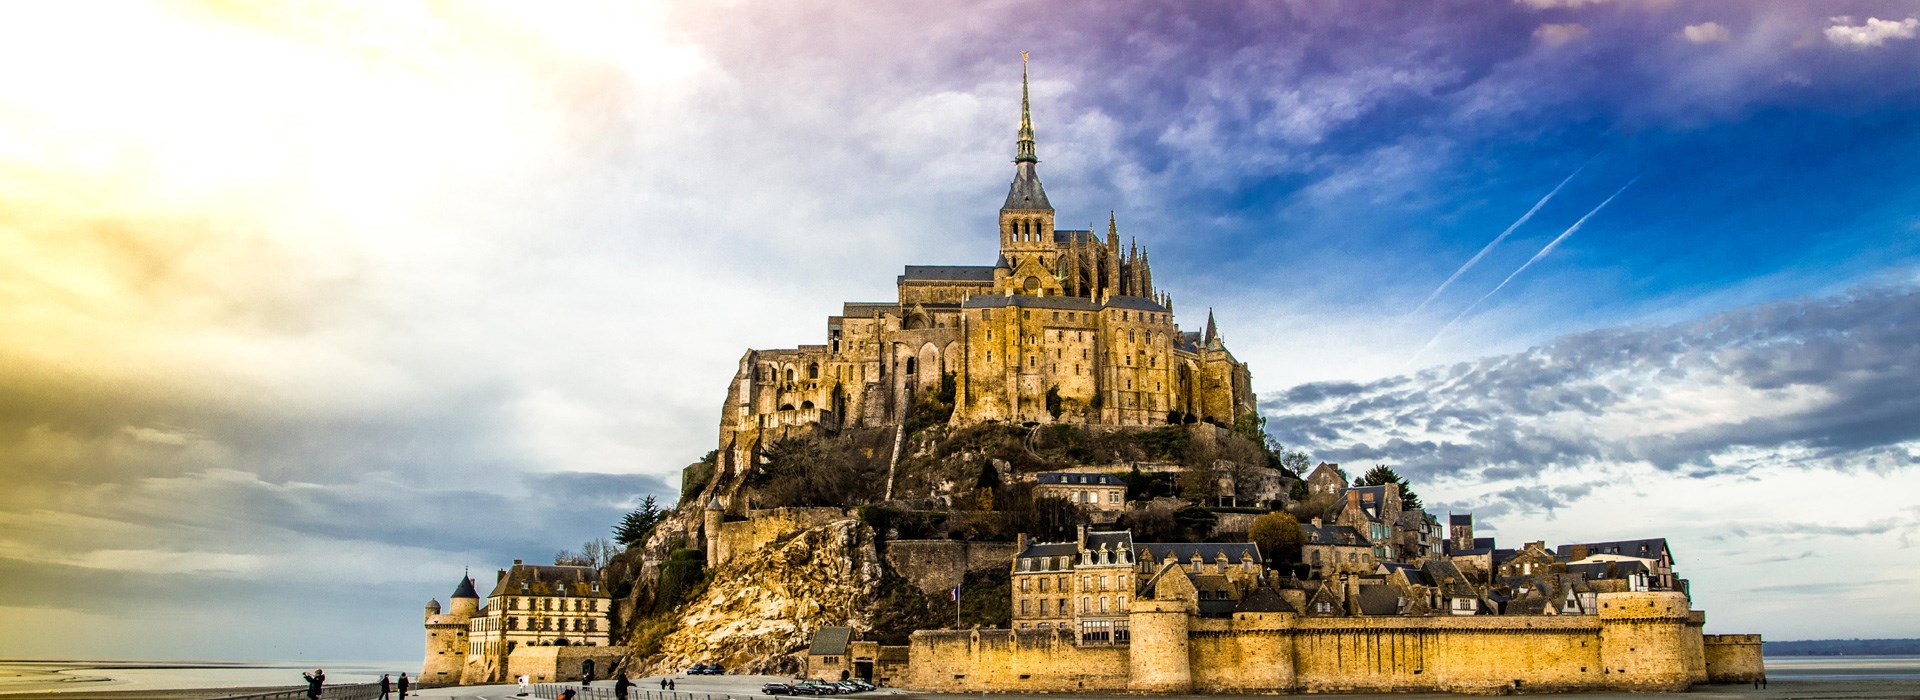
top-left (1267, 283), bottom-right (1920, 481)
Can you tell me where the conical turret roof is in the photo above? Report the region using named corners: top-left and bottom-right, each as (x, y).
top-left (451, 574), bottom-right (479, 599)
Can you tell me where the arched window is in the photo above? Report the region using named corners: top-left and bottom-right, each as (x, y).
top-left (808, 362), bottom-right (819, 379)
top-left (785, 368), bottom-right (795, 381)
top-left (800, 401), bottom-right (814, 410)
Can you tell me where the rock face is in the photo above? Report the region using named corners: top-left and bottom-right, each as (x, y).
top-left (640, 518), bottom-right (885, 675)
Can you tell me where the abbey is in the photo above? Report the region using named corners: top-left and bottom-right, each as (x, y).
top-left (715, 58), bottom-right (1255, 477)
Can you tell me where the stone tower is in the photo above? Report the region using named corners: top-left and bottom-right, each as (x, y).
top-left (1598, 591), bottom-right (1699, 691)
top-left (421, 573), bottom-right (480, 684)
top-left (1448, 513), bottom-right (1474, 552)
top-left (704, 495), bottom-right (725, 567)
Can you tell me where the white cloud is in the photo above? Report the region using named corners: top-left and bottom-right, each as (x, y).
top-left (1825, 16), bottom-right (1920, 48)
top-left (1533, 23), bottom-right (1591, 47)
top-left (1681, 22), bottom-right (1732, 44)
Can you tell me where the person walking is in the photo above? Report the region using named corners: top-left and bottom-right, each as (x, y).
top-left (397, 673), bottom-right (410, 700)
top-left (379, 673), bottom-right (391, 700)
top-left (518, 674), bottom-right (531, 696)
top-left (668, 678), bottom-right (676, 691)
top-left (660, 677), bottom-right (668, 690)
top-left (614, 671), bottom-right (632, 700)
top-left (301, 669), bottom-right (325, 700)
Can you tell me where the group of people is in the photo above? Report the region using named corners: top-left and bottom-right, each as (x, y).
top-left (300, 668), bottom-right (413, 700)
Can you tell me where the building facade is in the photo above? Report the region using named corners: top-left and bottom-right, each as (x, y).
top-left (459, 561), bottom-right (615, 684)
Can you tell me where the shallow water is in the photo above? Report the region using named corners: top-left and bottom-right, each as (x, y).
top-left (0, 659), bottom-right (415, 694)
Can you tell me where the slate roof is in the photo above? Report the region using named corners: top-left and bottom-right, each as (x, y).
top-left (1174, 331), bottom-right (1201, 352)
top-left (451, 575), bottom-right (479, 599)
top-left (1235, 587), bottom-right (1297, 613)
top-left (1449, 514), bottom-right (1473, 526)
top-left (1016, 531), bottom-right (1133, 562)
top-left (1135, 542), bottom-right (1262, 565)
top-left (486, 564), bottom-right (604, 599)
top-left (1557, 538), bottom-right (1670, 561)
top-left (1420, 560), bottom-right (1480, 599)
top-left (899, 265), bottom-right (996, 283)
top-left (960, 295), bottom-right (1169, 313)
top-left (1003, 162), bottom-right (1052, 211)
top-left (809, 626), bottom-right (853, 656)
top-left (1300, 522), bottom-right (1369, 546)
top-left (1565, 560), bottom-right (1651, 580)
top-left (1052, 229), bottom-right (1093, 245)
top-left (1036, 472), bottom-right (1123, 486)
top-left (1355, 584), bottom-right (1402, 616)
top-left (1104, 296), bottom-right (1168, 312)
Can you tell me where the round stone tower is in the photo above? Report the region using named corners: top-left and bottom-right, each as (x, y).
top-left (421, 573), bottom-right (480, 685)
top-left (1598, 591), bottom-right (1694, 692)
top-left (1126, 598), bottom-right (1195, 692)
top-left (704, 495), bottom-right (725, 567)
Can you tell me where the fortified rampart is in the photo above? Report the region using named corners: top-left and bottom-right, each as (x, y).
top-left (1702, 634), bottom-right (1765, 684)
top-left (903, 592), bottom-right (1760, 694)
top-left (883, 540), bottom-right (1021, 595)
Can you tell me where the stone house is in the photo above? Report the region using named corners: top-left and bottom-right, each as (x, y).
top-left (1032, 471), bottom-right (1126, 515)
top-left (1299, 517), bottom-right (1374, 577)
top-left (1304, 462), bottom-right (1346, 499)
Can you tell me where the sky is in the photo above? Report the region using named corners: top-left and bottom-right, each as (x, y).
top-left (1, 0), bottom-right (1917, 661)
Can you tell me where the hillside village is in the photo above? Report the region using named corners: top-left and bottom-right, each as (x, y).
top-left (419, 58), bottom-right (1760, 694)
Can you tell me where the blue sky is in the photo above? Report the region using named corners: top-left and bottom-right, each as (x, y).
top-left (0, 1), bottom-right (1917, 661)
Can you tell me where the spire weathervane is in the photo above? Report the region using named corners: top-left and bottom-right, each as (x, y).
top-left (1016, 51), bottom-right (1037, 164)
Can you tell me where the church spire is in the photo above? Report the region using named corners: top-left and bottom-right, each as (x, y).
top-left (1000, 52), bottom-right (1051, 212)
top-left (1015, 51), bottom-right (1037, 164)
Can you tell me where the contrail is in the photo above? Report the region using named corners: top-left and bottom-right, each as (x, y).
top-left (1408, 177), bottom-right (1639, 367)
top-left (1412, 161), bottom-right (1590, 315)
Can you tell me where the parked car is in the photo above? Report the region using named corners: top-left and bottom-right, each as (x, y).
top-left (796, 680), bottom-right (838, 695)
top-left (846, 680), bottom-right (875, 692)
top-left (833, 681), bottom-right (862, 693)
top-left (688, 664), bottom-right (710, 675)
top-left (708, 664), bottom-right (727, 676)
top-left (761, 683), bottom-right (795, 695)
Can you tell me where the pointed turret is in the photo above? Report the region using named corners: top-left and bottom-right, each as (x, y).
top-left (1204, 308), bottom-right (1219, 344)
top-left (451, 573), bottom-right (479, 600)
top-left (1002, 52), bottom-right (1051, 212)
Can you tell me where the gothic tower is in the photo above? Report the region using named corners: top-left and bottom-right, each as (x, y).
top-left (998, 52), bottom-right (1062, 297)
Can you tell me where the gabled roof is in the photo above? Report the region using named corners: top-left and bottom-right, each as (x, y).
top-left (1235, 587), bottom-right (1296, 613)
top-left (1299, 522), bottom-right (1369, 546)
top-left (809, 626), bottom-right (853, 656)
top-left (1355, 584), bottom-right (1402, 616)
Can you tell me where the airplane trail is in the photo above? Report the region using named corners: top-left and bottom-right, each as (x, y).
top-left (1412, 161), bottom-right (1589, 316)
top-left (1408, 177), bottom-right (1639, 367)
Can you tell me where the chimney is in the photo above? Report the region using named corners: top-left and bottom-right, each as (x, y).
top-left (1077, 524), bottom-right (1088, 549)
top-left (513, 559), bottom-right (523, 566)
top-left (1346, 490), bottom-right (1361, 510)
top-left (497, 569), bottom-right (507, 583)
top-left (1017, 533), bottom-right (1029, 551)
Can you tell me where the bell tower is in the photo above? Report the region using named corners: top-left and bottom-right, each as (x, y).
top-left (998, 52), bottom-right (1060, 296)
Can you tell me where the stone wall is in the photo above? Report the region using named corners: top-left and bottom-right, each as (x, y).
top-left (884, 540), bottom-right (1021, 595)
top-left (1703, 634), bottom-right (1765, 684)
top-left (902, 629), bottom-right (1130, 692)
top-left (506, 646), bottom-right (630, 684)
top-left (902, 592), bottom-right (1751, 694)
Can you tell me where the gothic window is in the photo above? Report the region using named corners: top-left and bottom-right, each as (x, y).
top-left (808, 363), bottom-right (819, 379)
top-left (786, 368), bottom-right (795, 381)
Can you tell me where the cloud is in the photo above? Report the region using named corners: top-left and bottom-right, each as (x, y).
top-left (1681, 22), bottom-right (1732, 44)
top-left (1825, 16), bottom-right (1920, 48)
top-left (1269, 282), bottom-right (1920, 481)
top-left (1533, 23), bottom-right (1592, 47)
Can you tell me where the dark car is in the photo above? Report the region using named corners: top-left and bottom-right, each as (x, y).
top-left (687, 664), bottom-right (710, 675)
top-left (708, 664), bottom-right (727, 676)
top-left (762, 683), bottom-right (795, 695)
top-left (796, 680), bottom-right (837, 694)
top-left (834, 681), bottom-right (863, 693)
top-left (846, 680), bottom-right (875, 692)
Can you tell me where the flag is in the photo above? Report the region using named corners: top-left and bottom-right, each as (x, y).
top-left (950, 585), bottom-right (960, 602)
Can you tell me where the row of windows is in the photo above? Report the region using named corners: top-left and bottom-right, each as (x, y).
top-left (477, 616), bottom-right (600, 633)
top-left (1016, 594), bottom-right (1131, 617)
top-left (505, 597), bottom-right (600, 612)
top-left (1017, 572), bottom-right (1130, 592)
top-left (982, 309), bottom-right (1168, 324)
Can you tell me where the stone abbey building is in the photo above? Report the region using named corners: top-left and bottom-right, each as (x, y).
top-left (715, 57), bottom-right (1255, 477)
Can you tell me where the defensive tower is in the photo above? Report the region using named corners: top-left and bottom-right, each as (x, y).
top-left (421, 572), bottom-right (479, 684)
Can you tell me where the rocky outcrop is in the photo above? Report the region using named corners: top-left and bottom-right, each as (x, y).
top-left (638, 518), bottom-right (885, 675)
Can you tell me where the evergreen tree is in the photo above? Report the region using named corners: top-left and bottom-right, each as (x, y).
top-left (1356, 465), bottom-right (1423, 512)
top-left (614, 495), bottom-right (666, 547)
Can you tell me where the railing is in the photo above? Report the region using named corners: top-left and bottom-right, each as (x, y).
top-left (528, 685), bottom-right (760, 700)
top-left (207, 683), bottom-right (382, 700)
